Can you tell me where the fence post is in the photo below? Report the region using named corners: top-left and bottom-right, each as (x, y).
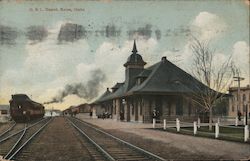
top-left (153, 118), bottom-right (156, 128)
top-left (176, 118), bottom-right (180, 132)
top-left (244, 125), bottom-right (249, 142)
top-left (217, 118), bottom-right (220, 125)
top-left (235, 117), bottom-right (238, 126)
top-left (215, 123), bottom-right (219, 138)
top-left (194, 121), bottom-right (197, 135)
top-left (243, 116), bottom-right (246, 126)
top-left (198, 117), bottom-right (201, 128)
top-left (163, 119), bottom-right (166, 130)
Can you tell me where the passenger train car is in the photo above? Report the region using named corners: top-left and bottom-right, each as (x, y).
top-left (9, 94), bottom-right (45, 122)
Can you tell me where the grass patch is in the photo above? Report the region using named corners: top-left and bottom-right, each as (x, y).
top-left (153, 126), bottom-right (249, 144)
top-left (183, 126), bottom-right (244, 138)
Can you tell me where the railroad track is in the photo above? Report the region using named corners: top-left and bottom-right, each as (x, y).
top-left (68, 117), bottom-right (165, 161)
top-left (0, 123), bottom-right (29, 141)
top-left (0, 117), bottom-right (52, 160)
top-left (0, 118), bottom-right (46, 141)
top-left (0, 122), bottom-right (17, 139)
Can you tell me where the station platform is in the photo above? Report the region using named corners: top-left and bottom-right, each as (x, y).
top-left (76, 114), bottom-right (154, 129)
top-left (75, 114), bottom-right (250, 160)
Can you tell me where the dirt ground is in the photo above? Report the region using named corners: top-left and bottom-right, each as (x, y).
top-left (17, 117), bottom-right (93, 161)
top-left (0, 123), bottom-right (11, 134)
top-left (79, 116), bottom-right (250, 160)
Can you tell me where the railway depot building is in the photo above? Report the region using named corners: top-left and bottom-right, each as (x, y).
top-left (93, 41), bottom-right (210, 123)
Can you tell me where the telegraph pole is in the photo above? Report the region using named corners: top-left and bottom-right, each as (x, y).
top-left (248, 43), bottom-right (250, 125)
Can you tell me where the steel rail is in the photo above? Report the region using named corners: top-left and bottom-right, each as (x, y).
top-left (0, 123), bottom-right (17, 138)
top-left (67, 118), bottom-right (115, 161)
top-left (72, 117), bottom-right (166, 161)
top-left (5, 117), bottom-right (52, 160)
top-left (4, 125), bottom-right (27, 159)
top-left (0, 118), bottom-right (49, 143)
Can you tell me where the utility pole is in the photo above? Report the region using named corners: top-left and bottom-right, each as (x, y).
top-left (246, 102), bottom-right (248, 125)
top-left (233, 75), bottom-right (245, 121)
top-left (249, 42), bottom-right (250, 85)
top-left (248, 43), bottom-right (250, 125)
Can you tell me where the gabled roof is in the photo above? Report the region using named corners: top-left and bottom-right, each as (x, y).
top-left (93, 36), bottom-right (219, 104)
top-left (93, 88), bottom-right (112, 103)
top-left (96, 57), bottom-right (213, 103)
top-left (111, 83), bottom-right (124, 89)
top-left (136, 69), bottom-right (151, 78)
top-left (128, 58), bottom-right (208, 95)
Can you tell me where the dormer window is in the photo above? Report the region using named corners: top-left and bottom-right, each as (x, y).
top-left (137, 77), bottom-right (146, 85)
top-left (243, 94), bottom-right (246, 102)
top-left (137, 78), bottom-right (141, 85)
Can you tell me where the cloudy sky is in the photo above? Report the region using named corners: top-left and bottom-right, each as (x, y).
top-left (0, 0), bottom-right (249, 110)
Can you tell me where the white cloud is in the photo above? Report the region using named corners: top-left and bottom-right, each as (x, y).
top-left (0, 27), bottom-right (159, 110)
top-left (213, 52), bottom-right (227, 68)
top-left (0, 21), bottom-right (91, 108)
top-left (24, 25), bottom-right (90, 82)
top-left (160, 42), bottom-right (194, 71)
top-left (76, 63), bottom-right (97, 82)
top-left (191, 12), bottom-right (227, 41)
top-left (232, 41), bottom-right (250, 85)
top-left (94, 38), bottom-right (158, 89)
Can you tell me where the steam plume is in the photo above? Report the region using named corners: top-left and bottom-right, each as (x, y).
top-left (44, 69), bottom-right (106, 104)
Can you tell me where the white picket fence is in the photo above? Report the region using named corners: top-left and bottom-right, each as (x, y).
top-left (152, 118), bottom-right (249, 142)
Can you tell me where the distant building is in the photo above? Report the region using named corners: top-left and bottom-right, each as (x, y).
top-left (228, 85), bottom-right (250, 118)
top-left (63, 108), bottom-right (72, 115)
top-left (69, 104), bottom-right (90, 114)
top-left (92, 41), bottom-right (213, 123)
top-left (63, 104), bottom-right (91, 116)
top-left (0, 105), bottom-right (10, 122)
top-left (62, 106), bottom-right (77, 115)
top-left (76, 103), bottom-right (91, 113)
top-left (45, 109), bottom-right (62, 117)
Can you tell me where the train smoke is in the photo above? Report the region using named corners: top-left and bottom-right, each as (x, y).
top-left (44, 69), bottom-right (106, 104)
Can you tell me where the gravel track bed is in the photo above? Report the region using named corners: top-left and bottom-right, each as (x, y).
top-left (16, 117), bottom-right (93, 161)
top-left (0, 123), bottom-right (12, 134)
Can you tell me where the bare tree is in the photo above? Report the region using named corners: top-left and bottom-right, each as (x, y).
top-left (190, 37), bottom-right (236, 130)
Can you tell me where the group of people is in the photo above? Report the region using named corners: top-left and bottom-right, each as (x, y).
top-left (237, 110), bottom-right (250, 121)
top-left (237, 110), bottom-right (242, 121)
top-left (102, 111), bottom-right (110, 119)
top-left (152, 108), bottom-right (160, 119)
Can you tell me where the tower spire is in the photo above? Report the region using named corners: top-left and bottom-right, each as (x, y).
top-left (132, 40), bottom-right (138, 54)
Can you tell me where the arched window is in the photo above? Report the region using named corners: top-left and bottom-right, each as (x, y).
top-left (243, 94), bottom-right (246, 102)
top-left (139, 98), bottom-right (143, 115)
top-left (235, 95), bottom-right (237, 101)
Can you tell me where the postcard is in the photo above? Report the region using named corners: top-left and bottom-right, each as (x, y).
top-left (0, 0), bottom-right (249, 160)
